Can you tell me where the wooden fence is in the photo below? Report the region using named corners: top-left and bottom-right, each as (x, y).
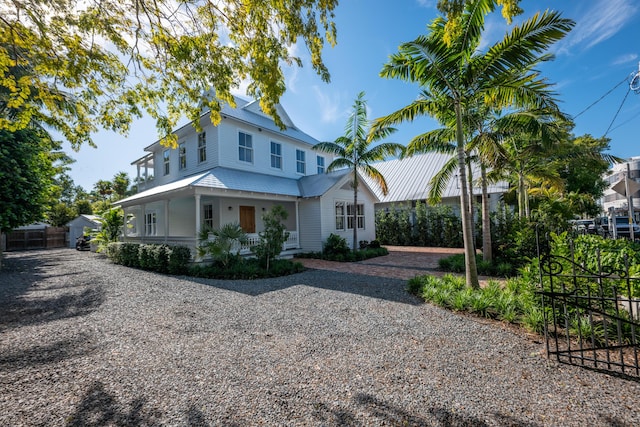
top-left (3, 227), bottom-right (67, 251)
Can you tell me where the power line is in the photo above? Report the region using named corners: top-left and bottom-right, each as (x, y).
top-left (604, 87), bottom-right (631, 137)
top-left (573, 77), bottom-right (627, 119)
top-left (608, 109), bottom-right (640, 133)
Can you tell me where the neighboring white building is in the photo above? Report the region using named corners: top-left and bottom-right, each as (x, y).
top-left (602, 157), bottom-right (640, 222)
top-left (115, 97), bottom-right (379, 253)
top-left (66, 215), bottom-right (102, 248)
top-left (365, 153), bottom-right (509, 212)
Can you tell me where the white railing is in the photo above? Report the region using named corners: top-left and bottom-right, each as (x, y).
top-left (232, 231), bottom-right (299, 254)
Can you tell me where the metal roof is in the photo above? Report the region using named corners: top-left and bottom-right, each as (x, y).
top-left (364, 153), bottom-right (508, 203)
top-left (115, 167), bottom-right (352, 205)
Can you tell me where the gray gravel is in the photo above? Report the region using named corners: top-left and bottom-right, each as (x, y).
top-left (1, 248), bottom-right (639, 426)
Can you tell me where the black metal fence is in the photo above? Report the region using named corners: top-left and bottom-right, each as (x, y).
top-left (537, 241), bottom-right (640, 379)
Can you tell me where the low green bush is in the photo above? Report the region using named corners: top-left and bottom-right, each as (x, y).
top-left (323, 233), bottom-right (350, 256)
top-left (106, 242), bottom-right (192, 275)
top-left (406, 274), bottom-right (542, 333)
top-left (296, 246), bottom-right (389, 262)
top-left (188, 258), bottom-right (304, 280)
top-left (437, 253), bottom-right (517, 277)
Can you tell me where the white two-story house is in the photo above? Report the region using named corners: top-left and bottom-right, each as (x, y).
top-left (115, 97), bottom-right (379, 254)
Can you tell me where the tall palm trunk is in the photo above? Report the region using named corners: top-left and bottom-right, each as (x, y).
top-left (352, 171), bottom-right (358, 252)
top-left (455, 101), bottom-right (480, 289)
top-left (480, 163), bottom-right (492, 262)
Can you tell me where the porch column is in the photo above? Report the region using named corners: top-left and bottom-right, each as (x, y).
top-left (122, 207), bottom-right (127, 239)
top-left (295, 200), bottom-right (300, 249)
top-left (142, 204), bottom-right (147, 243)
top-left (164, 199), bottom-right (169, 243)
top-left (195, 194), bottom-right (201, 237)
top-left (136, 165), bottom-right (141, 190)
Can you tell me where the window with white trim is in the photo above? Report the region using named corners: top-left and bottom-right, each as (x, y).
top-left (145, 212), bottom-right (157, 236)
top-left (238, 131), bottom-right (253, 163)
top-left (336, 201), bottom-right (365, 231)
top-left (198, 132), bottom-right (206, 163)
top-left (347, 203), bottom-right (365, 229)
top-left (296, 149), bottom-right (306, 174)
top-left (163, 149), bottom-right (170, 175)
top-left (317, 155), bottom-right (325, 174)
top-left (203, 204), bottom-right (214, 229)
top-left (335, 202), bottom-right (345, 230)
top-left (270, 141), bottom-right (282, 169)
top-left (178, 142), bottom-right (186, 170)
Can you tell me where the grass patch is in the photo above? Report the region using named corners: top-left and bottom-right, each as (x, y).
top-left (438, 253), bottom-right (516, 277)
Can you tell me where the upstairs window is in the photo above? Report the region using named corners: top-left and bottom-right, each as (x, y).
top-left (296, 149), bottom-right (306, 174)
top-left (270, 141), bottom-right (282, 169)
top-left (238, 131), bottom-right (253, 163)
top-left (178, 143), bottom-right (186, 170)
top-left (163, 149), bottom-right (170, 175)
top-left (198, 132), bottom-right (207, 163)
top-left (317, 155), bottom-right (325, 174)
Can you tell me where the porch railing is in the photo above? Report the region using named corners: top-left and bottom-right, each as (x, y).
top-left (238, 231), bottom-right (298, 254)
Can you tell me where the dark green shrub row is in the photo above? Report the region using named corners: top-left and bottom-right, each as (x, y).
top-left (189, 258), bottom-right (304, 280)
top-left (437, 253), bottom-right (516, 277)
top-left (106, 242), bottom-right (192, 275)
top-left (376, 203), bottom-right (463, 248)
top-left (296, 246), bottom-right (389, 262)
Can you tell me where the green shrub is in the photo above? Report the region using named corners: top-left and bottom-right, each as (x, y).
top-left (187, 258), bottom-right (303, 280)
top-left (167, 245), bottom-right (192, 275)
top-left (323, 233), bottom-right (350, 256)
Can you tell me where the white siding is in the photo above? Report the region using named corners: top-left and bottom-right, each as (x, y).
top-left (298, 199), bottom-right (323, 252)
top-left (318, 181), bottom-right (377, 250)
top-left (168, 198), bottom-right (196, 236)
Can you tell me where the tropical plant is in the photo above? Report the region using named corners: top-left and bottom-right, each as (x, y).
top-left (313, 91), bottom-right (404, 251)
top-left (253, 205), bottom-right (289, 270)
top-left (373, 0), bottom-right (574, 288)
top-left (197, 222), bottom-right (248, 268)
top-left (91, 207), bottom-right (124, 252)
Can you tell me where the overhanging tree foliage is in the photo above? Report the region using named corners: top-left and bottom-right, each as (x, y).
top-left (0, 128), bottom-right (55, 233)
top-left (1, 0), bottom-right (338, 148)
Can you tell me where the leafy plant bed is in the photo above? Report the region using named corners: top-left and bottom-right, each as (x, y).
top-left (188, 258), bottom-right (305, 280)
top-left (295, 247), bottom-right (389, 262)
top-left (406, 274), bottom-right (545, 334)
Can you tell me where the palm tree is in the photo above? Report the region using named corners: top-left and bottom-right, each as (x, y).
top-left (314, 92), bottom-right (404, 251)
top-left (373, 0), bottom-right (573, 288)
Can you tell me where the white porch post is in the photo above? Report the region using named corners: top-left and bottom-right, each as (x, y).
top-left (164, 199), bottom-right (169, 243)
top-left (195, 194), bottom-right (201, 237)
top-left (122, 207), bottom-right (127, 239)
top-left (136, 165), bottom-right (141, 191)
top-left (295, 200), bottom-right (300, 249)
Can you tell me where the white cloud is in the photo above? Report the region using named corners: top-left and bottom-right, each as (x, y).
top-left (312, 86), bottom-right (346, 124)
top-left (415, 0), bottom-right (436, 9)
top-left (559, 0), bottom-right (638, 54)
top-left (612, 53), bottom-right (639, 66)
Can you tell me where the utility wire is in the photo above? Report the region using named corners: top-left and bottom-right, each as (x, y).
top-left (573, 77), bottom-right (627, 119)
top-left (604, 87), bottom-right (631, 137)
top-left (609, 109), bottom-right (640, 133)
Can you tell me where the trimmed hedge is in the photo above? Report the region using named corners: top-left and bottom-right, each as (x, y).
top-left (106, 242), bottom-right (192, 275)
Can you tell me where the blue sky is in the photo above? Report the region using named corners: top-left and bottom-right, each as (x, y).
top-left (64, 0), bottom-right (640, 191)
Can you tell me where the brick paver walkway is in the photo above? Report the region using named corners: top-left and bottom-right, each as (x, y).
top-left (296, 246), bottom-right (465, 280)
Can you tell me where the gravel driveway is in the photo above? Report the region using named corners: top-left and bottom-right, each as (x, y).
top-left (1, 249), bottom-right (639, 426)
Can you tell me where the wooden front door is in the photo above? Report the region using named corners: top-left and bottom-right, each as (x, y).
top-left (239, 206), bottom-right (256, 233)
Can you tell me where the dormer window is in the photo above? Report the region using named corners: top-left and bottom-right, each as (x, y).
top-left (238, 131), bottom-right (253, 163)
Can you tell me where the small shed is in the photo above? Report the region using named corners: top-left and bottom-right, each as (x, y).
top-left (66, 215), bottom-right (102, 248)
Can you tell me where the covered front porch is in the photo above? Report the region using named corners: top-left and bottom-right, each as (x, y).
top-left (118, 180), bottom-right (302, 256)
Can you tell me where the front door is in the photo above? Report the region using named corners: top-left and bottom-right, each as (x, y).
top-left (239, 206), bottom-right (256, 233)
